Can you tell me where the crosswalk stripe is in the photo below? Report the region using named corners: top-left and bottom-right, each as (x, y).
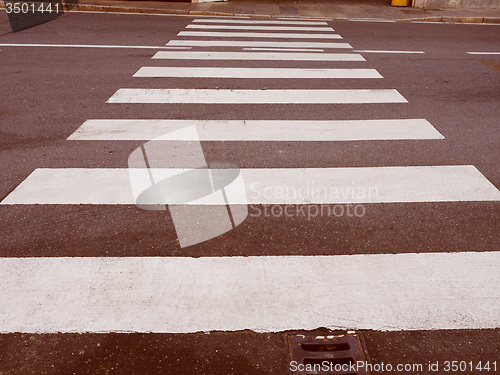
top-left (152, 51), bottom-right (365, 61)
top-left (133, 67), bottom-right (382, 79)
top-left (177, 31), bottom-right (343, 39)
top-left (192, 19), bottom-right (329, 25)
top-left (242, 48), bottom-right (325, 52)
top-left (2, 166), bottom-right (498, 205)
top-left (186, 24), bottom-right (335, 31)
top-left (106, 89), bottom-right (407, 104)
top-left (1, 252), bottom-right (499, 332)
top-left (67, 119), bottom-right (443, 141)
top-left (353, 50), bottom-right (425, 54)
top-left (166, 40), bottom-right (352, 48)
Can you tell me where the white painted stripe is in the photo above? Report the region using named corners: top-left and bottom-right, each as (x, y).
top-left (467, 52), bottom-right (500, 55)
top-left (68, 119), bottom-right (444, 141)
top-left (1, 252), bottom-right (499, 333)
top-left (277, 17), bottom-right (330, 21)
top-left (411, 21), bottom-right (446, 24)
top-left (106, 89), bottom-right (406, 104)
top-left (195, 16), bottom-right (251, 19)
top-left (0, 43), bottom-right (192, 50)
top-left (152, 51), bottom-right (364, 61)
top-left (133, 67), bottom-right (382, 79)
top-left (242, 48), bottom-right (325, 52)
top-left (186, 24), bottom-right (335, 31)
top-left (353, 50), bottom-right (425, 54)
top-left (192, 19), bottom-right (328, 25)
top-left (167, 40), bottom-right (352, 48)
top-left (2, 166), bottom-right (498, 205)
top-left (177, 31), bottom-right (343, 39)
top-left (349, 19), bottom-right (396, 23)
top-left (56, 10), bottom-right (229, 18)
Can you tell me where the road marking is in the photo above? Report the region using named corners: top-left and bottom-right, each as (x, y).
top-left (57, 10), bottom-right (232, 17)
top-left (467, 52), bottom-right (500, 55)
top-left (1, 252), bottom-right (500, 332)
top-left (242, 47), bottom-right (325, 52)
top-left (0, 43), bottom-right (192, 50)
top-left (166, 40), bottom-right (352, 48)
top-left (106, 89), bottom-right (407, 104)
top-left (133, 67), bottom-right (382, 79)
top-left (349, 19), bottom-right (396, 23)
top-left (152, 51), bottom-right (364, 61)
top-left (353, 50), bottom-right (425, 54)
top-left (411, 21), bottom-right (445, 24)
top-left (186, 24), bottom-right (335, 31)
top-left (177, 31), bottom-right (343, 39)
top-left (192, 19), bottom-right (328, 25)
top-left (2, 166), bottom-right (498, 205)
top-left (277, 17), bottom-right (330, 21)
top-left (67, 119), bottom-right (444, 141)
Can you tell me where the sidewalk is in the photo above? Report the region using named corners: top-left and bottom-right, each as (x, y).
top-left (71, 0), bottom-right (500, 23)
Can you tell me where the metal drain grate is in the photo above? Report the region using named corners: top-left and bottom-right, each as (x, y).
top-left (288, 331), bottom-right (371, 375)
top-left (481, 61), bottom-right (500, 71)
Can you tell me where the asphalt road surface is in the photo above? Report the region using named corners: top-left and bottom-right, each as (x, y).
top-left (0, 10), bottom-right (499, 374)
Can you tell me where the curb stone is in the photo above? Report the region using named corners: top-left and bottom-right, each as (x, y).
top-left (1, 3), bottom-right (500, 23)
top-left (483, 17), bottom-right (500, 23)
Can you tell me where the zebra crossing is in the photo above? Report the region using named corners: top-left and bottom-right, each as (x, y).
top-left (1, 17), bottom-right (500, 334)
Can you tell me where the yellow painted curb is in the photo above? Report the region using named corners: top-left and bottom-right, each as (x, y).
top-left (391, 0), bottom-right (412, 6)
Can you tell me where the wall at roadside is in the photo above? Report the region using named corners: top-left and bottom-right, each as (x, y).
top-left (414, 0), bottom-right (500, 8)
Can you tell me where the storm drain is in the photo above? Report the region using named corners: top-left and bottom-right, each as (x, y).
top-left (481, 61), bottom-right (500, 71)
top-left (288, 332), bottom-right (371, 375)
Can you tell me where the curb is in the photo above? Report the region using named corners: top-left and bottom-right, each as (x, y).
top-left (401, 16), bottom-right (500, 23)
top-left (1, 3), bottom-right (500, 23)
top-left (72, 5), bottom-right (500, 24)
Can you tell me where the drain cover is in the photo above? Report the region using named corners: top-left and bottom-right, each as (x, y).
top-left (288, 332), bottom-right (371, 375)
top-left (481, 61), bottom-right (500, 71)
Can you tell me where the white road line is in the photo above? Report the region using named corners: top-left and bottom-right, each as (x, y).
top-left (277, 17), bottom-right (330, 21)
top-left (2, 166), bottom-right (498, 205)
top-left (192, 19), bottom-right (328, 25)
top-left (195, 16), bottom-right (252, 19)
top-left (152, 51), bottom-right (364, 61)
top-left (177, 31), bottom-right (343, 39)
top-left (353, 50), bottom-right (425, 54)
top-left (166, 40), bottom-right (352, 48)
top-left (349, 19), bottom-right (396, 23)
top-left (467, 52), bottom-right (500, 55)
top-left (106, 89), bottom-right (406, 104)
top-left (54, 10), bottom-right (231, 17)
top-left (1, 252), bottom-right (500, 333)
top-left (242, 48), bottom-right (325, 52)
top-left (411, 21), bottom-right (445, 24)
top-left (186, 24), bottom-right (335, 31)
top-left (0, 43), bottom-right (192, 50)
top-left (67, 119), bottom-right (444, 141)
top-left (133, 67), bottom-right (382, 79)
